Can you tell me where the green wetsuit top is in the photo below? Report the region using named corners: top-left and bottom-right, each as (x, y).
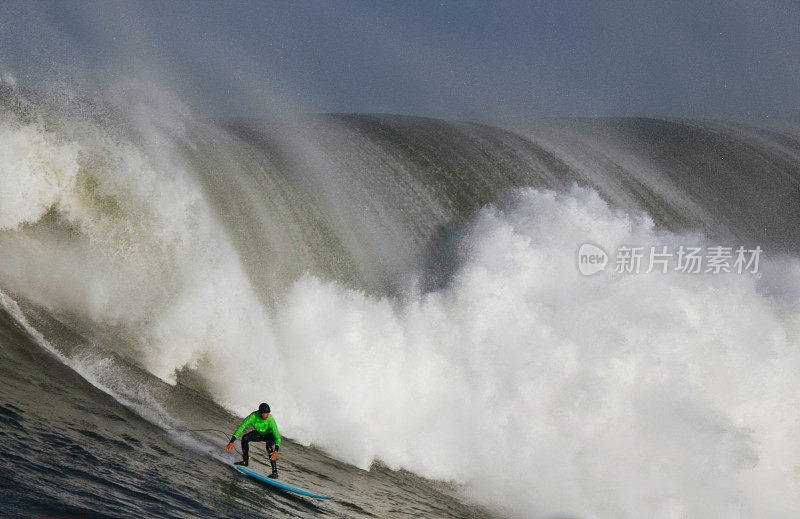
top-left (231, 412), bottom-right (281, 448)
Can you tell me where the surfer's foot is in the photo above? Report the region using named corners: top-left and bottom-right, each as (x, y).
top-left (268, 472), bottom-right (278, 479)
top-left (234, 460), bottom-right (249, 467)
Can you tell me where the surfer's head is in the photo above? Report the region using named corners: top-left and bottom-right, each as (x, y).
top-left (258, 402), bottom-right (271, 419)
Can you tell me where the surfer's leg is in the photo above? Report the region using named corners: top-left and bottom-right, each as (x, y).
top-left (266, 443), bottom-right (278, 478)
top-left (240, 430), bottom-right (259, 465)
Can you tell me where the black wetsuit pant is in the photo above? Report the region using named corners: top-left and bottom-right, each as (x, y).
top-left (241, 430), bottom-right (278, 473)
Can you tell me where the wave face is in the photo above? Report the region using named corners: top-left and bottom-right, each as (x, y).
top-left (2, 82), bottom-right (800, 518)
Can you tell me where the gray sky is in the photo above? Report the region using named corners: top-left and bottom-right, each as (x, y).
top-left (1, 1), bottom-right (798, 121)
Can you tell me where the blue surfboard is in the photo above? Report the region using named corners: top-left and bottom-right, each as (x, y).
top-left (234, 464), bottom-right (333, 499)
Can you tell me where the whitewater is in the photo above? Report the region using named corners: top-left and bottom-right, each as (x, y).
top-left (1, 81), bottom-right (800, 519)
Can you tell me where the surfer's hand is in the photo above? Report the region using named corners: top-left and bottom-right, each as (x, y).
top-left (225, 442), bottom-right (235, 452)
top-left (270, 451), bottom-right (279, 461)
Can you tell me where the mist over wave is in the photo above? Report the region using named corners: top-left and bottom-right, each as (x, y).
top-left (1, 81), bottom-right (800, 518)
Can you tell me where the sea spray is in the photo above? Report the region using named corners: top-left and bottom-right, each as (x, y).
top-left (262, 187), bottom-right (800, 518)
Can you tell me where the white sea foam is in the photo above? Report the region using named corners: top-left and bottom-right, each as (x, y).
top-left (0, 119), bottom-right (80, 229)
top-left (256, 186), bottom-right (800, 518)
top-left (0, 95), bottom-right (282, 388)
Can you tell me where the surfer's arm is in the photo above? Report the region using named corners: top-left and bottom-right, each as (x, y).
top-left (230, 412), bottom-right (255, 443)
top-left (270, 417), bottom-right (281, 450)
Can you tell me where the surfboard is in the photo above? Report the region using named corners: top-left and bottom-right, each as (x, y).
top-left (233, 464), bottom-right (334, 499)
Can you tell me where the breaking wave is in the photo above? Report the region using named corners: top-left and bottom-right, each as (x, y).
top-left (2, 81), bottom-right (800, 517)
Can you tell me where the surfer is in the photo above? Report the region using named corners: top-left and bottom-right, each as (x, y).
top-left (226, 402), bottom-right (282, 478)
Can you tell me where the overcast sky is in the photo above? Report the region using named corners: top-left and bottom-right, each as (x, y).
top-left (1, 1), bottom-right (798, 122)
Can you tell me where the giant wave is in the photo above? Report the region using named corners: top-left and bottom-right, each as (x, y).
top-left (1, 81), bottom-right (800, 518)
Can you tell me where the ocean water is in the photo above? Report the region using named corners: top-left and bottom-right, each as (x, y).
top-left (1, 82), bottom-right (800, 518)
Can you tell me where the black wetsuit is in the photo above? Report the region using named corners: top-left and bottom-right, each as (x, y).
top-left (233, 430), bottom-right (279, 475)
top-left (241, 430), bottom-right (278, 459)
